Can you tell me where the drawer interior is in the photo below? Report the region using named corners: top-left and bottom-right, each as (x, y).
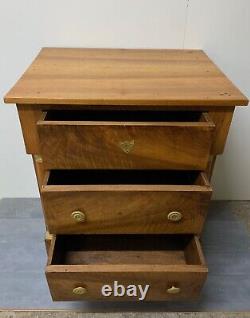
top-left (44, 110), bottom-right (207, 122)
top-left (50, 234), bottom-right (204, 266)
top-left (46, 170), bottom-right (205, 186)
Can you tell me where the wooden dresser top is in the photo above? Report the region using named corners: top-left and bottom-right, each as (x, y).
top-left (4, 48), bottom-right (248, 107)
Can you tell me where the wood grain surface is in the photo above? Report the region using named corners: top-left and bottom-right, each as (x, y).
top-left (41, 171), bottom-right (212, 234)
top-left (16, 104), bottom-right (235, 159)
top-left (209, 109), bottom-right (234, 153)
top-left (17, 105), bottom-right (42, 154)
top-left (37, 111), bottom-right (215, 170)
top-left (4, 48), bottom-right (248, 106)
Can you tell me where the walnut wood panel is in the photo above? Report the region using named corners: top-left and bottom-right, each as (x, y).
top-left (41, 171), bottom-right (212, 234)
top-left (209, 109), bottom-right (234, 153)
top-left (64, 250), bottom-right (187, 265)
top-left (37, 112), bottom-right (215, 170)
top-left (4, 48), bottom-right (248, 106)
top-left (184, 236), bottom-right (206, 265)
top-left (17, 101), bottom-right (235, 160)
top-left (17, 103), bottom-right (234, 157)
top-left (46, 235), bottom-right (208, 301)
top-left (17, 104), bottom-right (42, 154)
top-left (46, 270), bottom-right (207, 301)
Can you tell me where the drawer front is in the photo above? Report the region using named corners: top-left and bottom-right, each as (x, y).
top-left (42, 190), bottom-right (211, 235)
top-left (41, 171), bottom-right (212, 234)
top-left (46, 271), bottom-right (206, 301)
top-left (46, 235), bottom-right (208, 301)
top-left (37, 111), bottom-right (215, 170)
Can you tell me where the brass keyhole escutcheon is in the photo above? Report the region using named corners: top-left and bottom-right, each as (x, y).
top-left (73, 286), bottom-right (87, 295)
top-left (34, 154), bottom-right (43, 163)
top-left (167, 286), bottom-right (180, 294)
top-left (71, 210), bottom-right (86, 223)
top-left (119, 139), bottom-right (135, 154)
top-left (167, 211), bottom-right (182, 222)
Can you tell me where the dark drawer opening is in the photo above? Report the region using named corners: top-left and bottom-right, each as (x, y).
top-left (44, 110), bottom-right (205, 122)
top-left (47, 170), bottom-right (202, 186)
top-left (51, 234), bottom-right (203, 266)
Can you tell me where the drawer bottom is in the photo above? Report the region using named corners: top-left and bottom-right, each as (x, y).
top-left (46, 234), bottom-right (208, 301)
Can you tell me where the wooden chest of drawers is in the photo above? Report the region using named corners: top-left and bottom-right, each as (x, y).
top-left (4, 48), bottom-right (248, 301)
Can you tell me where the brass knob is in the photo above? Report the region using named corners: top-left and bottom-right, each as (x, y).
top-left (71, 211), bottom-right (86, 223)
top-left (167, 286), bottom-right (180, 294)
top-left (167, 211), bottom-right (182, 222)
top-left (73, 286), bottom-right (87, 295)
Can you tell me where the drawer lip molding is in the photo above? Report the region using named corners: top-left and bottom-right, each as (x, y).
top-left (46, 234), bottom-right (208, 301)
top-left (37, 111), bottom-right (215, 170)
top-left (41, 170), bottom-right (212, 234)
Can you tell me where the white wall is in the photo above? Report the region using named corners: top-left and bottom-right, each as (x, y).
top-left (0, 0), bottom-right (249, 199)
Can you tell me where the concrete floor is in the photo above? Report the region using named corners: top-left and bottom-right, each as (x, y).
top-left (0, 199), bottom-right (249, 311)
top-left (0, 312), bottom-right (250, 318)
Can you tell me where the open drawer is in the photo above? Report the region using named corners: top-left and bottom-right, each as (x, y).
top-left (46, 234), bottom-right (208, 301)
top-left (41, 170), bottom-right (212, 235)
top-left (37, 110), bottom-right (215, 170)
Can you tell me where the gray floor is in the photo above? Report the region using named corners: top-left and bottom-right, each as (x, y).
top-left (0, 312), bottom-right (250, 318)
top-left (0, 199), bottom-right (249, 311)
